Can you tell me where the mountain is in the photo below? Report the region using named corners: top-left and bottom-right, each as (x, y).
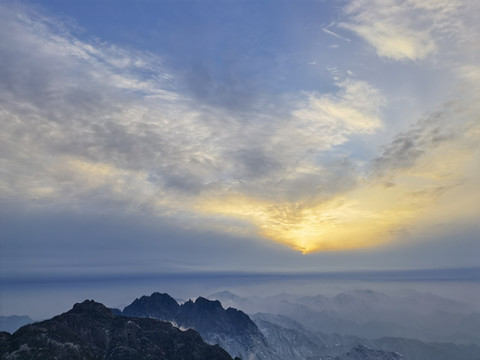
top-left (313, 345), bottom-right (403, 360)
top-left (123, 292), bottom-right (279, 360)
top-left (0, 315), bottom-right (34, 334)
top-left (208, 291), bottom-right (259, 312)
top-left (251, 311), bottom-right (480, 360)
top-left (0, 300), bottom-right (235, 360)
top-left (208, 289), bottom-right (480, 344)
top-left (123, 292), bottom-right (180, 320)
top-left (3, 291), bottom-right (478, 360)
top-left (370, 337), bottom-right (480, 360)
top-left (252, 313), bottom-right (324, 360)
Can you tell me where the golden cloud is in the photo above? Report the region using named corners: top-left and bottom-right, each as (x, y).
top-left (197, 119), bottom-right (479, 253)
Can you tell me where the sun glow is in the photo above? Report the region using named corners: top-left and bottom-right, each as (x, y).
top-left (198, 183), bottom-right (413, 253)
top-left (198, 132), bottom-right (479, 253)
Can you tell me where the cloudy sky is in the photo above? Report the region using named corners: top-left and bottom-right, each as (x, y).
top-left (1, 0), bottom-right (479, 298)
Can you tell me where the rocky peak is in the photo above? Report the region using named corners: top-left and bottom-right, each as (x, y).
top-left (181, 297), bottom-right (225, 320)
top-left (196, 297), bottom-right (223, 309)
top-left (179, 296), bottom-right (262, 338)
top-left (122, 292), bottom-right (273, 360)
top-left (123, 292), bottom-right (180, 320)
top-left (67, 300), bottom-right (115, 319)
top-left (1, 299), bottom-right (234, 360)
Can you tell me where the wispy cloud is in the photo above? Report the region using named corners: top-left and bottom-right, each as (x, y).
top-left (0, 4), bottom-right (384, 211)
top-left (293, 80), bottom-right (384, 134)
top-left (340, 0), bottom-right (473, 61)
top-left (322, 28), bottom-right (351, 42)
top-left (0, 2), bottom-right (478, 256)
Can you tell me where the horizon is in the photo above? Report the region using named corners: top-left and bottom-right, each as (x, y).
top-left (2, 267), bottom-right (479, 319)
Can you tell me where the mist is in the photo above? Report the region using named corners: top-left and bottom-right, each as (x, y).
top-left (2, 269), bottom-right (478, 320)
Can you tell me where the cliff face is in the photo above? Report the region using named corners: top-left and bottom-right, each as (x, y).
top-left (123, 292), bottom-right (278, 360)
top-left (0, 300), bottom-right (234, 360)
top-left (122, 292), bottom-right (181, 321)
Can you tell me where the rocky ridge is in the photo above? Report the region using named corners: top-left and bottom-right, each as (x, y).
top-left (123, 292), bottom-right (278, 360)
top-left (0, 300), bottom-right (234, 360)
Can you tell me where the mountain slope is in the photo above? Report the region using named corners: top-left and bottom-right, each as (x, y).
top-left (253, 315), bottom-right (323, 360)
top-left (252, 312), bottom-right (480, 360)
top-left (315, 345), bottom-right (403, 360)
top-left (123, 292), bottom-right (279, 360)
top-left (209, 289), bottom-right (480, 344)
top-left (370, 337), bottom-right (480, 360)
top-left (0, 300), bottom-right (234, 360)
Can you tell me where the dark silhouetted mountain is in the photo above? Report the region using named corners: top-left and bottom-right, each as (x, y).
top-left (0, 315), bottom-right (34, 333)
top-left (179, 297), bottom-right (260, 341)
top-left (123, 292), bottom-right (279, 360)
top-left (0, 299), bottom-right (234, 360)
top-left (108, 308), bottom-right (123, 316)
top-left (0, 331), bottom-right (10, 355)
top-left (123, 292), bottom-right (181, 320)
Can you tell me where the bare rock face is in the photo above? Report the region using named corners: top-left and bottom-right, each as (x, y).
top-left (123, 292), bottom-right (278, 360)
top-left (0, 300), bottom-right (234, 360)
top-left (123, 292), bottom-right (181, 321)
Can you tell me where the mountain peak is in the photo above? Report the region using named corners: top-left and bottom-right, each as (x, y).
top-left (123, 292), bottom-right (180, 319)
top-left (122, 292), bottom-right (271, 360)
top-left (67, 300), bottom-right (114, 319)
top-left (195, 297), bottom-right (224, 309)
top-left (210, 290), bottom-right (240, 299)
top-left (1, 300), bottom-right (234, 360)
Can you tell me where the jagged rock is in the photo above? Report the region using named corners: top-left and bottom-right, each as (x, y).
top-left (0, 299), bottom-right (233, 360)
top-left (124, 292), bottom-right (181, 320)
top-left (254, 316), bottom-right (323, 360)
top-left (123, 292), bottom-right (279, 360)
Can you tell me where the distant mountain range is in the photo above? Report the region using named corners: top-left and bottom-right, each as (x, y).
top-left (0, 315), bottom-right (34, 334)
top-left (209, 289), bottom-right (480, 345)
top-left (2, 290), bottom-right (480, 360)
top-left (314, 345), bottom-right (404, 360)
top-left (253, 312), bottom-right (480, 360)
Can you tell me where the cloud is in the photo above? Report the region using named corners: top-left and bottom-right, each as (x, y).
top-left (457, 65), bottom-right (480, 91)
top-left (198, 88), bottom-right (480, 254)
top-left (322, 28), bottom-right (351, 42)
top-left (0, 3), bottom-right (384, 204)
top-left (293, 80), bottom-right (384, 134)
top-left (340, 0), bottom-right (470, 61)
top-left (367, 95), bottom-right (480, 239)
top-left (0, 2), bottom-right (478, 258)
top-left (371, 106), bottom-right (461, 179)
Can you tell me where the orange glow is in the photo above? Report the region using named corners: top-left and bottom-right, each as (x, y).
top-left (197, 131), bottom-right (479, 253)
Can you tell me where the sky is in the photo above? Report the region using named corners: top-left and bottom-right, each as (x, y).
top-left (1, 0), bottom-right (480, 315)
